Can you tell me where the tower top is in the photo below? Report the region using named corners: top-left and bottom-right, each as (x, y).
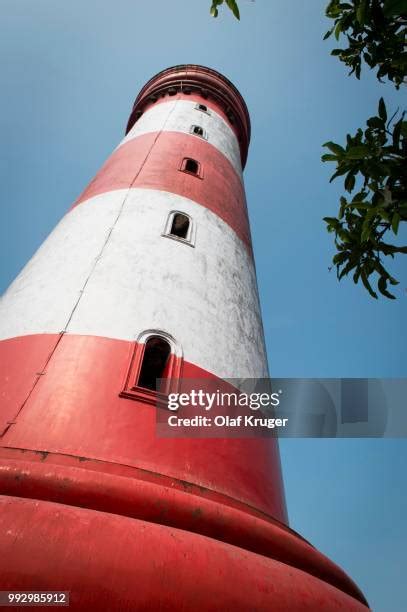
top-left (126, 64), bottom-right (251, 168)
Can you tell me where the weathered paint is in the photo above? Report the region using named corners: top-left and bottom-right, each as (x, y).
top-left (0, 334), bottom-right (284, 518)
top-left (0, 460), bottom-right (368, 607)
top-left (0, 496), bottom-right (368, 611)
top-left (0, 64), bottom-right (369, 610)
top-left (73, 132), bottom-right (251, 248)
top-left (0, 189), bottom-right (266, 379)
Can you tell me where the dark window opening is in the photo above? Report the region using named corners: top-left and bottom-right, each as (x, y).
top-left (197, 104), bottom-right (208, 112)
top-left (192, 125), bottom-right (204, 137)
top-left (184, 158), bottom-right (199, 174)
top-left (137, 337), bottom-right (171, 391)
top-left (170, 213), bottom-right (190, 239)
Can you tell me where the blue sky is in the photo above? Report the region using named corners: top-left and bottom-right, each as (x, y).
top-left (0, 1), bottom-right (406, 610)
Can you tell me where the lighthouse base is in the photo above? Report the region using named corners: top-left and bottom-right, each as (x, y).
top-left (0, 460), bottom-right (369, 611)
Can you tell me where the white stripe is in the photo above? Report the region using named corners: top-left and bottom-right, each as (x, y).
top-left (120, 100), bottom-right (242, 177)
top-left (0, 190), bottom-right (267, 379)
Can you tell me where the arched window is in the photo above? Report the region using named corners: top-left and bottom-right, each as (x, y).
top-left (163, 211), bottom-right (195, 246)
top-left (137, 337), bottom-right (171, 391)
top-left (190, 125), bottom-right (207, 139)
top-left (120, 330), bottom-right (183, 404)
top-left (170, 213), bottom-right (190, 239)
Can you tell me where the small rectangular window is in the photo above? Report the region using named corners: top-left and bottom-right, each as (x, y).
top-left (195, 103), bottom-right (210, 114)
top-left (170, 213), bottom-right (190, 239)
top-left (190, 125), bottom-right (207, 140)
top-left (180, 157), bottom-right (203, 179)
top-left (162, 210), bottom-right (196, 247)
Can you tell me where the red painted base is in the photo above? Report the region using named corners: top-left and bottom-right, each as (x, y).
top-left (0, 457), bottom-right (369, 610)
top-left (0, 492), bottom-right (368, 611)
top-left (0, 333), bottom-right (369, 609)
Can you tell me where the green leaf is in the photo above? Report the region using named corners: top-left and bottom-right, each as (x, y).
top-left (348, 202), bottom-right (371, 211)
top-left (392, 212), bottom-right (400, 234)
top-left (210, 0), bottom-right (223, 17)
top-left (378, 98), bottom-right (387, 122)
top-left (352, 190), bottom-right (368, 202)
top-left (225, 0), bottom-right (240, 19)
top-left (323, 141), bottom-right (345, 156)
top-left (353, 269), bottom-right (361, 284)
top-left (378, 275), bottom-right (396, 299)
top-left (346, 145), bottom-right (370, 159)
top-left (344, 172), bottom-right (356, 192)
top-left (361, 269), bottom-right (378, 299)
top-left (321, 153), bottom-right (339, 162)
top-left (339, 259), bottom-right (357, 279)
top-left (338, 228), bottom-right (352, 242)
top-left (361, 224), bottom-right (371, 243)
top-left (356, 0), bottom-right (367, 24)
top-left (324, 217), bottom-right (341, 228)
top-left (401, 122), bottom-right (407, 137)
top-left (334, 21), bottom-right (342, 40)
top-left (333, 251), bottom-right (349, 265)
top-left (323, 28), bottom-right (334, 40)
top-left (329, 166), bottom-right (349, 182)
top-left (378, 209), bottom-right (390, 222)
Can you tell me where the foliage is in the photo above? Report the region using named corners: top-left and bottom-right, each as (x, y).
top-left (210, 0), bottom-right (240, 19)
top-left (207, 0), bottom-right (407, 298)
top-left (323, 0), bottom-right (406, 298)
top-left (323, 98), bottom-right (407, 299)
top-left (324, 0), bottom-right (407, 87)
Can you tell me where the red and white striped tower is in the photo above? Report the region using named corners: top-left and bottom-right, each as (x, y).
top-left (0, 66), bottom-right (368, 610)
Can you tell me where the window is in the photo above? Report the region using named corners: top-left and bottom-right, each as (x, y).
top-left (185, 159), bottom-right (198, 175)
top-left (137, 337), bottom-right (171, 391)
top-left (180, 157), bottom-right (203, 179)
top-left (170, 213), bottom-right (190, 239)
top-left (163, 211), bottom-right (195, 247)
top-left (120, 330), bottom-right (182, 405)
top-left (190, 125), bottom-right (207, 139)
top-left (196, 103), bottom-right (209, 114)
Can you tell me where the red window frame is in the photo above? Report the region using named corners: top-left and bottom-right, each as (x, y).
top-left (120, 338), bottom-right (183, 407)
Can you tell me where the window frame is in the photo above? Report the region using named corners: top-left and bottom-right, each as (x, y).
top-left (190, 124), bottom-right (208, 140)
top-left (162, 210), bottom-right (196, 247)
top-left (120, 330), bottom-right (183, 406)
top-left (179, 157), bottom-right (203, 179)
top-left (195, 103), bottom-right (210, 115)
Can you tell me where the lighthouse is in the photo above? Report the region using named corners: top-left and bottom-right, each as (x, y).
top-left (0, 65), bottom-right (368, 610)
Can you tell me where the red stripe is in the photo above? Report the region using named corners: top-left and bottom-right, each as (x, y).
top-left (0, 333), bottom-right (60, 436)
top-left (73, 132), bottom-right (252, 251)
top-left (0, 334), bottom-right (285, 521)
top-left (137, 92), bottom-right (242, 144)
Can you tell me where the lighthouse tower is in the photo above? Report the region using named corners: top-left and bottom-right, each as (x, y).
top-left (0, 66), bottom-right (368, 610)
